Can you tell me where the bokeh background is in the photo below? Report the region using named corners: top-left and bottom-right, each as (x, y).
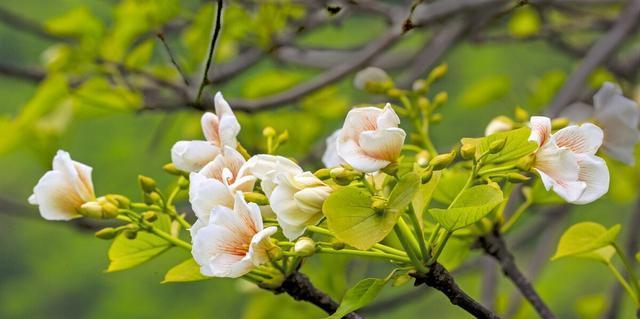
top-left (1, 0), bottom-right (639, 318)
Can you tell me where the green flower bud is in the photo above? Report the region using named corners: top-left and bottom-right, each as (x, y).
top-left (386, 88), bottom-right (403, 99)
top-left (489, 138), bottom-right (507, 154)
top-left (148, 192), bottom-right (162, 203)
top-left (95, 227), bottom-right (118, 240)
top-left (416, 150), bottom-right (431, 168)
top-left (460, 143), bottom-right (477, 160)
top-left (314, 168), bottom-right (331, 180)
top-left (143, 193), bottom-right (154, 205)
top-left (142, 211), bottom-right (158, 222)
top-left (79, 201), bottom-right (103, 219)
top-left (262, 126), bottom-right (276, 138)
top-left (433, 92), bottom-right (448, 107)
top-left (163, 163), bottom-right (184, 176)
top-left (244, 192), bottom-right (270, 205)
top-left (412, 79), bottom-right (428, 94)
top-left (178, 176), bottom-right (190, 190)
top-left (258, 273), bottom-right (285, 290)
top-left (277, 130), bottom-right (289, 144)
top-left (392, 274), bottom-right (412, 287)
top-left (514, 106), bottom-right (529, 122)
top-left (106, 194), bottom-right (130, 208)
top-left (428, 63), bottom-right (448, 82)
top-left (417, 96), bottom-right (430, 111)
top-left (551, 117), bottom-right (570, 130)
top-left (516, 154), bottom-right (535, 171)
top-left (266, 245), bottom-right (283, 261)
top-left (123, 230), bottom-right (137, 240)
top-left (101, 202), bottom-right (119, 219)
top-left (330, 167), bottom-right (352, 186)
top-left (331, 241), bottom-right (346, 250)
top-left (421, 170), bottom-right (433, 184)
top-left (371, 198), bottom-right (388, 215)
top-left (506, 172), bottom-right (530, 183)
top-left (138, 175), bottom-right (157, 193)
top-left (430, 113), bottom-right (443, 124)
top-left (430, 152), bottom-right (456, 170)
top-left (294, 237), bottom-right (317, 257)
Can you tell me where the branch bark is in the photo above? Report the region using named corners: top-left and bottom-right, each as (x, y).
top-left (0, 62), bottom-right (45, 82)
top-left (275, 271), bottom-right (364, 319)
top-left (479, 229), bottom-right (557, 319)
top-left (412, 262), bottom-right (501, 319)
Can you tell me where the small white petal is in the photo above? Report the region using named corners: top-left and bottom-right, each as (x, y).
top-left (376, 104), bottom-right (401, 129)
top-left (552, 123), bottom-right (603, 156)
top-left (201, 112), bottom-right (221, 144)
top-left (529, 116), bottom-right (552, 146)
top-left (321, 129), bottom-right (345, 168)
top-left (341, 106), bottom-right (384, 139)
top-left (171, 140), bottom-right (221, 172)
top-left (244, 154), bottom-right (302, 181)
top-left (485, 116), bottom-right (514, 136)
top-left (188, 172), bottom-right (234, 221)
top-left (573, 154), bottom-right (610, 204)
top-left (534, 142), bottom-right (585, 202)
top-left (248, 226), bottom-right (278, 266)
top-left (215, 92), bottom-right (241, 149)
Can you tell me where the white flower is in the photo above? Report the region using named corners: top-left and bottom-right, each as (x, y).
top-left (561, 82), bottom-right (640, 164)
top-left (188, 147), bottom-right (256, 236)
top-left (529, 116), bottom-right (609, 204)
top-left (354, 67), bottom-right (391, 91)
top-left (336, 104), bottom-right (406, 173)
top-left (191, 192), bottom-right (277, 278)
top-left (245, 155), bottom-right (332, 240)
top-left (28, 150), bottom-right (96, 220)
top-left (484, 116), bottom-right (514, 136)
top-left (321, 129), bottom-right (345, 168)
top-left (171, 92), bottom-right (241, 172)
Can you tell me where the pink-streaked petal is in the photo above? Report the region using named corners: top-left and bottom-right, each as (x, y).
top-left (171, 140), bottom-right (221, 172)
top-left (232, 191), bottom-right (264, 232)
top-left (247, 226), bottom-right (278, 266)
top-left (529, 116), bottom-right (552, 146)
top-left (376, 104), bottom-right (401, 129)
top-left (201, 112), bottom-right (220, 144)
top-left (337, 138), bottom-right (390, 173)
top-left (535, 142), bottom-right (580, 188)
top-left (341, 107), bottom-right (383, 140)
top-left (359, 128), bottom-right (406, 162)
top-left (52, 150), bottom-right (95, 201)
top-left (574, 154), bottom-right (610, 204)
top-left (552, 123), bottom-right (603, 156)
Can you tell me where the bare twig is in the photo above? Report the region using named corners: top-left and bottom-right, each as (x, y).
top-left (156, 33), bottom-right (190, 86)
top-left (0, 62), bottom-right (45, 81)
top-left (196, 0), bottom-right (224, 103)
top-left (0, 6), bottom-right (70, 42)
top-left (547, 0), bottom-right (640, 116)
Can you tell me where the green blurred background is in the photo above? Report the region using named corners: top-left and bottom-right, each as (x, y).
top-left (1, 0), bottom-right (638, 318)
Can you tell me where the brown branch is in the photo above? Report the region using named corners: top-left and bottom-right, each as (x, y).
top-left (156, 33), bottom-right (190, 86)
top-left (412, 263), bottom-right (501, 319)
top-left (208, 48), bottom-right (264, 84)
top-left (275, 271), bottom-right (364, 319)
top-left (547, 0), bottom-right (640, 116)
top-left (196, 0), bottom-right (224, 102)
top-left (0, 62), bottom-right (45, 82)
top-left (479, 229), bottom-right (557, 319)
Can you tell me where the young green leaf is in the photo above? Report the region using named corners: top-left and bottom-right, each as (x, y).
top-left (162, 258), bottom-right (210, 283)
top-left (552, 222), bottom-right (621, 260)
top-left (575, 246), bottom-right (616, 264)
top-left (432, 168), bottom-right (468, 205)
top-left (107, 215), bottom-right (173, 272)
top-left (428, 185), bottom-right (504, 231)
top-left (325, 278), bottom-right (387, 319)
top-left (387, 172), bottom-right (420, 212)
top-left (324, 187), bottom-right (402, 250)
top-left (460, 127), bottom-right (537, 164)
top-left (412, 171), bottom-right (442, 227)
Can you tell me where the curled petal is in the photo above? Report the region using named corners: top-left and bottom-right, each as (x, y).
top-left (215, 92), bottom-right (241, 149)
top-left (358, 128), bottom-right (406, 163)
top-left (552, 123), bottom-right (603, 156)
top-left (30, 171), bottom-right (84, 220)
top-left (574, 154), bottom-right (610, 204)
top-left (171, 140), bottom-right (221, 172)
top-left (247, 226), bottom-right (278, 266)
top-left (529, 116), bottom-right (552, 146)
top-left (534, 142), bottom-right (585, 202)
top-left (188, 172), bottom-right (234, 223)
top-left (52, 150), bottom-right (95, 202)
top-left (341, 107), bottom-right (384, 140)
top-left (201, 112), bottom-right (221, 145)
top-left (337, 138), bottom-right (390, 173)
top-left (376, 104), bottom-right (401, 130)
top-left (244, 155), bottom-right (302, 195)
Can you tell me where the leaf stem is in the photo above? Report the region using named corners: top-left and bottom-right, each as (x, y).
top-left (608, 261), bottom-right (639, 305)
top-left (614, 242), bottom-right (640, 299)
top-left (393, 224), bottom-right (428, 272)
top-left (408, 204), bottom-right (429, 261)
top-left (314, 247), bottom-right (410, 263)
top-left (500, 199), bottom-right (531, 233)
top-left (428, 230), bottom-right (452, 265)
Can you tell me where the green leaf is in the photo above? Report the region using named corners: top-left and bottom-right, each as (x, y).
top-left (458, 75), bottom-right (511, 109)
top-left (325, 278), bottom-right (387, 319)
top-left (125, 39), bottom-right (155, 69)
top-left (44, 7), bottom-right (104, 39)
top-left (162, 258), bottom-right (210, 283)
top-left (428, 185), bottom-right (504, 231)
top-left (508, 7), bottom-right (541, 38)
top-left (387, 173), bottom-right (420, 212)
top-left (575, 246), bottom-right (616, 264)
top-left (552, 222), bottom-right (621, 260)
top-left (432, 168), bottom-right (468, 205)
top-left (324, 187), bottom-right (401, 250)
top-left (107, 215), bottom-right (173, 272)
top-left (412, 170), bottom-right (441, 227)
top-left (460, 127), bottom-right (537, 164)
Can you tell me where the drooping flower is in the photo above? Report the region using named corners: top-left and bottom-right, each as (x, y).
top-left (171, 92), bottom-right (241, 172)
top-left (245, 155), bottom-right (332, 240)
top-left (529, 116), bottom-right (609, 204)
top-left (188, 147), bottom-right (256, 236)
top-left (191, 192), bottom-right (277, 278)
top-left (336, 104), bottom-right (406, 173)
top-left (28, 150), bottom-right (96, 220)
top-left (561, 82), bottom-right (640, 165)
top-left (321, 129), bottom-right (345, 168)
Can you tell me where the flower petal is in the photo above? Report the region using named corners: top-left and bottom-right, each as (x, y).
top-left (215, 92), bottom-right (241, 149)
top-left (359, 127), bottom-right (406, 162)
top-left (574, 154), bottom-right (610, 204)
top-left (171, 140), bottom-right (221, 172)
top-left (188, 172), bottom-right (234, 222)
top-left (191, 223), bottom-right (248, 278)
top-left (552, 123), bottom-right (603, 156)
top-left (247, 226), bottom-right (278, 266)
top-left (321, 129), bottom-right (345, 168)
top-left (534, 141), bottom-right (585, 202)
top-left (337, 138), bottom-right (390, 173)
top-left (529, 116), bottom-right (552, 146)
top-left (244, 154), bottom-right (302, 182)
top-left (341, 107), bottom-right (383, 140)
top-left (201, 112), bottom-right (220, 144)
top-left (30, 171), bottom-right (83, 220)
top-left (52, 150), bottom-right (95, 202)
top-left (353, 67), bottom-right (390, 90)
top-left (376, 104), bottom-right (401, 129)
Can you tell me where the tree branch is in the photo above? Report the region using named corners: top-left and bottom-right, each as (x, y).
top-left (412, 262), bottom-right (501, 319)
top-left (0, 62), bottom-right (45, 82)
top-left (547, 0), bottom-right (640, 116)
top-left (275, 271), bottom-right (364, 319)
top-left (196, 0), bottom-right (224, 102)
top-left (479, 229), bottom-right (557, 319)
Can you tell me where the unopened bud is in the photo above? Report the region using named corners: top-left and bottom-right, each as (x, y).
top-left (101, 202), bottom-right (119, 219)
top-left (142, 211), bottom-right (158, 222)
top-left (143, 193), bottom-right (154, 205)
top-left (330, 167), bottom-right (352, 186)
top-left (460, 143), bottom-right (477, 160)
top-left (354, 67), bottom-right (391, 92)
top-left (148, 192), bottom-right (162, 203)
top-left (421, 170), bottom-right (433, 184)
top-left (416, 150), bottom-right (431, 168)
top-left (294, 237), bottom-right (317, 257)
top-left (163, 163), bottom-right (184, 176)
top-left (95, 227), bottom-right (118, 240)
top-left (485, 116), bottom-right (514, 136)
top-left (433, 92), bottom-right (448, 107)
top-left (392, 274), bottom-right (412, 287)
top-left (417, 96), bottom-right (430, 111)
top-left (138, 175), bottom-right (156, 193)
top-left (178, 176), bottom-right (189, 189)
top-left (386, 88), bottom-right (403, 99)
top-left (107, 194), bottom-right (130, 208)
top-left (371, 198), bottom-right (388, 215)
top-left (428, 63), bottom-right (448, 82)
top-left (80, 201), bottom-right (103, 219)
top-left (244, 192), bottom-right (270, 205)
top-left (430, 152), bottom-right (456, 170)
top-left (267, 245), bottom-right (283, 261)
top-left (506, 172), bottom-right (530, 183)
top-left (262, 126), bottom-right (276, 138)
top-left (381, 162), bottom-right (399, 176)
top-left (412, 79), bottom-right (428, 94)
top-left (514, 106), bottom-right (529, 122)
top-left (277, 130), bottom-right (289, 144)
top-left (489, 138), bottom-right (507, 154)
top-left (551, 117), bottom-right (570, 130)
top-left (314, 168), bottom-right (331, 180)
top-left (430, 113), bottom-right (443, 124)
top-left (123, 230), bottom-right (137, 240)
top-left (331, 241), bottom-right (346, 250)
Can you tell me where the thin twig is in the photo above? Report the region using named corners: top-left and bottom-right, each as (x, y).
top-left (0, 6), bottom-right (71, 42)
top-left (156, 33), bottom-right (190, 86)
top-left (0, 62), bottom-right (45, 81)
top-left (196, 0), bottom-right (224, 103)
